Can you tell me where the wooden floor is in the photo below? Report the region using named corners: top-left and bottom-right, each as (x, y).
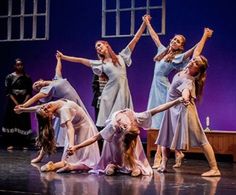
top-left (0, 148), bottom-right (236, 195)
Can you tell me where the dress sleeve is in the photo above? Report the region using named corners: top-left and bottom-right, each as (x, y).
top-left (172, 53), bottom-right (190, 70)
top-left (39, 84), bottom-right (55, 103)
top-left (59, 107), bottom-right (77, 128)
top-left (90, 60), bottom-right (103, 76)
top-left (177, 78), bottom-right (196, 99)
top-left (135, 111), bottom-right (152, 129)
top-left (119, 47), bottom-right (132, 67)
top-left (100, 120), bottom-right (116, 142)
top-left (53, 73), bottom-right (63, 80)
top-left (157, 44), bottom-right (166, 55)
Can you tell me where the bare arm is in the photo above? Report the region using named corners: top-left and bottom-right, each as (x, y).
top-left (127, 21), bottom-right (146, 52)
top-left (193, 28), bottom-right (213, 58)
top-left (21, 92), bottom-right (48, 107)
top-left (55, 54), bottom-right (63, 77)
top-left (64, 120), bottom-right (75, 147)
top-left (143, 15), bottom-right (162, 47)
top-left (57, 50), bottom-right (92, 68)
top-left (14, 105), bottom-right (41, 114)
top-left (183, 45), bottom-right (196, 60)
top-left (149, 97), bottom-right (183, 116)
top-left (67, 133), bottom-right (102, 155)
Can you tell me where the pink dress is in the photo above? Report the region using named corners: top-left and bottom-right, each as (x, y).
top-left (91, 109), bottom-right (153, 176)
top-left (58, 100), bottom-right (100, 168)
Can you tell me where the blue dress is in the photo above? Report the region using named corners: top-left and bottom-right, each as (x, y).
top-left (39, 74), bottom-right (88, 146)
top-left (147, 44), bottom-right (189, 129)
top-left (90, 47), bottom-right (133, 127)
top-left (156, 71), bottom-right (209, 150)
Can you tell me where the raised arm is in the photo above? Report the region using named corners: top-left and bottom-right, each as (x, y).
top-left (149, 97), bottom-right (183, 116)
top-left (57, 50), bottom-right (92, 68)
top-left (55, 54), bottom-right (63, 77)
top-left (67, 133), bottom-right (102, 155)
top-left (143, 15), bottom-right (162, 47)
top-left (193, 28), bottom-right (213, 58)
top-left (183, 45), bottom-right (196, 60)
top-left (127, 21), bottom-right (146, 52)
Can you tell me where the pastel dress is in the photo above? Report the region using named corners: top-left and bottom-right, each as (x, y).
top-left (91, 109), bottom-right (153, 176)
top-left (57, 100), bottom-right (100, 168)
top-left (39, 74), bottom-right (88, 146)
top-left (156, 71), bottom-right (209, 150)
top-left (90, 47), bottom-right (133, 127)
top-left (147, 44), bottom-right (189, 129)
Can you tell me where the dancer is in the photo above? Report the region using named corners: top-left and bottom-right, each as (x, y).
top-left (15, 99), bottom-right (100, 173)
top-left (57, 20), bottom-right (146, 128)
top-left (2, 58), bottom-right (32, 150)
top-left (143, 15), bottom-right (202, 168)
top-left (16, 55), bottom-right (88, 163)
top-left (156, 28), bottom-right (221, 177)
top-left (67, 97), bottom-right (183, 177)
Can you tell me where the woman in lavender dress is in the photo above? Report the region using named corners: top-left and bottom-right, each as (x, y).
top-left (67, 97), bottom-right (182, 177)
top-left (15, 99), bottom-right (100, 173)
top-left (57, 20), bottom-right (147, 128)
top-left (156, 28), bottom-right (221, 177)
top-left (17, 55), bottom-right (88, 163)
top-left (143, 15), bottom-right (208, 169)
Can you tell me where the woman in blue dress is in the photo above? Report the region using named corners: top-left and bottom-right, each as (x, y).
top-left (57, 21), bottom-right (146, 128)
top-left (156, 28), bottom-right (221, 177)
top-left (143, 15), bottom-right (201, 168)
top-left (17, 55), bottom-right (88, 163)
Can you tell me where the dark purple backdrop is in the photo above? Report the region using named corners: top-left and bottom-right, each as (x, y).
top-left (1, 1), bottom-right (235, 139)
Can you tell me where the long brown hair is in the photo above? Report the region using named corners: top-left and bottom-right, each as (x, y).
top-left (195, 55), bottom-right (208, 101)
top-left (154, 34), bottom-right (186, 62)
top-left (121, 126), bottom-right (140, 169)
top-left (96, 40), bottom-right (121, 66)
top-left (36, 113), bottom-right (56, 155)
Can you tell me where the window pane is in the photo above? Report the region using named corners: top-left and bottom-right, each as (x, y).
top-left (24, 16), bottom-right (33, 39)
top-left (12, 0), bottom-right (21, 15)
top-left (105, 12), bottom-right (116, 36)
top-left (120, 11), bottom-right (131, 35)
top-left (0, 0), bottom-right (8, 16)
top-left (38, 0), bottom-right (46, 14)
top-left (11, 17), bottom-right (20, 39)
top-left (25, 0), bottom-right (34, 14)
top-left (0, 18), bottom-right (7, 40)
top-left (36, 15), bottom-right (45, 38)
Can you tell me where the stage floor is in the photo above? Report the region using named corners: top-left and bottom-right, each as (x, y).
top-left (0, 149), bottom-right (235, 195)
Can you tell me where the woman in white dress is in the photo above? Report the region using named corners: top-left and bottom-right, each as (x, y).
top-left (15, 99), bottom-right (100, 173)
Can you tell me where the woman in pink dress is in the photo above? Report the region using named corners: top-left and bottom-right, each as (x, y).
top-left (67, 97), bottom-right (183, 177)
top-left (15, 99), bottom-right (100, 173)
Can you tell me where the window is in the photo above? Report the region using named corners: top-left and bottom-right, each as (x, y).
top-left (102, 0), bottom-right (166, 38)
top-left (0, 0), bottom-right (50, 42)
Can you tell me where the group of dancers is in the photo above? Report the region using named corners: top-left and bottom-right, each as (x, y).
top-left (13, 15), bottom-right (220, 177)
